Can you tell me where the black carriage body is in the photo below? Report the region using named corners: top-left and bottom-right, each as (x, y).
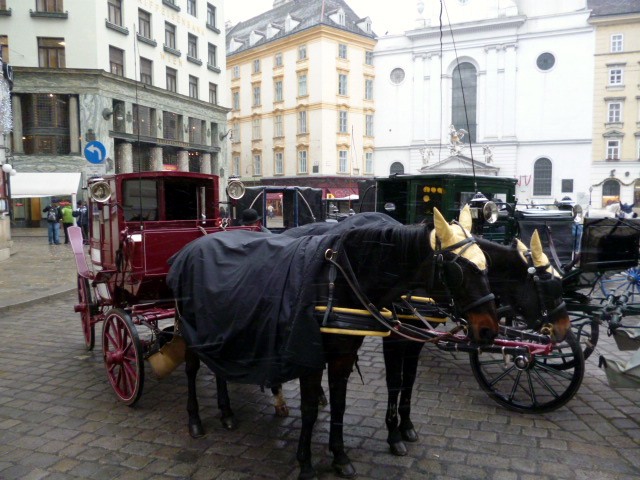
top-left (234, 186), bottom-right (324, 233)
top-left (358, 173), bottom-right (518, 242)
top-left (89, 171), bottom-right (232, 304)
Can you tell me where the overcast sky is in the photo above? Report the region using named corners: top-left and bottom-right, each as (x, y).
top-left (224, 0), bottom-right (421, 36)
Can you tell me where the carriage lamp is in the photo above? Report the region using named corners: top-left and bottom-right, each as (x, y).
top-left (468, 192), bottom-right (498, 224)
top-left (226, 178), bottom-right (245, 200)
top-left (1, 163), bottom-right (12, 174)
top-left (89, 181), bottom-right (112, 202)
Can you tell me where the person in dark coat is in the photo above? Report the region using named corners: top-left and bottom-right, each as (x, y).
top-left (240, 208), bottom-right (270, 233)
top-left (73, 200), bottom-right (90, 244)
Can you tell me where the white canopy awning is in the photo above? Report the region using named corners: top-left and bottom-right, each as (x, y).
top-left (10, 172), bottom-right (82, 198)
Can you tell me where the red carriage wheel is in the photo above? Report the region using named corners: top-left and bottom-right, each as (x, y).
top-left (102, 309), bottom-right (144, 406)
top-left (76, 276), bottom-right (95, 350)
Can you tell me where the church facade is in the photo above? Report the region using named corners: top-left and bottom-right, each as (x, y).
top-left (373, 0), bottom-right (594, 207)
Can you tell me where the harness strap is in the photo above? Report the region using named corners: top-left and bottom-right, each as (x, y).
top-left (321, 263), bottom-right (338, 327)
top-left (543, 225), bottom-right (565, 273)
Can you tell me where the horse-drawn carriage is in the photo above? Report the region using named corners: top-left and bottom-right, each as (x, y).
top-left (70, 171), bottom-right (252, 405)
top-left (70, 169), bottom-right (616, 478)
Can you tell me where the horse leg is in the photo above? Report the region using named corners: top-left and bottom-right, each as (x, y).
top-left (382, 337), bottom-right (407, 456)
top-left (270, 382), bottom-right (323, 418)
top-left (271, 384), bottom-right (289, 417)
top-left (325, 337), bottom-right (361, 479)
top-left (297, 370), bottom-right (323, 480)
top-left (216, 375), bottom-right (236, 430)
top-left (398, 341), bottom-right (423, 443)
top-left (185, 349), bottom-right (204, 438)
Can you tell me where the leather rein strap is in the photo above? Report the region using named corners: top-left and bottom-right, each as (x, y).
top-left (323, 234), bottom-right (493, 343)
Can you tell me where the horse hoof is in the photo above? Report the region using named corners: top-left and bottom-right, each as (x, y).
top-left (220, 415), bottom-right (237, 430)
top-left (389, 440), bottom-right (408, 457)
top-left (274, 404), bottom-right (289, 417)
top-left (332, 460), bottom-right (357, 479)
top-left (297, 466), bottom-right (317, 480)
top-left (189, 422), bottom-right (204, 438)
top-left (401, 427), bottom-right (419, 443)
top-left (318, 392), bottom-right (328, 407)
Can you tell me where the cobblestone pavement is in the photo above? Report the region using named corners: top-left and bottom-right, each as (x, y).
top-left (0, 228), bottom-right (77, 309)
top-left (1, 291), bottom-right (640, 480)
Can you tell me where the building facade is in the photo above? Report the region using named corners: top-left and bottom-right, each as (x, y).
top-left (588, 0), bottom-right (640, 209)
top-left (0, 0), bottom-right (228, 227)
top-left (225, 0), bottom-right (376, 197)
top-left (374, 0), bottom-right (594, 207)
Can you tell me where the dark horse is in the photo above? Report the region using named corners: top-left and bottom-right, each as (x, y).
top-left (167, 208), bottom-right (499, 480)
top-left (381, 210), bottom-right (572, 456)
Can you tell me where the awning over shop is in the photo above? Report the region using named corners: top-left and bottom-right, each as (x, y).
top-left (10, 172), bottom-right (82, 198)
top-left (325, 188), bottom-right (357, 199)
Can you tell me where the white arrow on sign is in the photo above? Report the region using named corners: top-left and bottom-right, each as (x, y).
top-left (87, 145), bottom-right (103, 161)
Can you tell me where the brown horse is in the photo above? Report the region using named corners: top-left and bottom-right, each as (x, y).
top-left (168, 208), bottom-right (499, 479)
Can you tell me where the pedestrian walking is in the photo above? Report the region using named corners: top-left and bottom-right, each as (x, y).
top-left (61, 202), bottom-right (74, 244)
top-left (43, 201), bottom-right (62, 245)
top-left (73, 200), bottom-right (90, 244)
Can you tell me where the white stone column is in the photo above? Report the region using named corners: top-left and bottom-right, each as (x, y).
top-left (69, 96), bottom-right (80, 154)
top-left (177, 150), bottom-right (189, 171)
top-left (150, 147), bottom-right (163, 171)
top-left (502, 44), bottom-right (518, 139)
top-left (484, 46), bottom-right (499, 140)
top-left (427, 53), bottom-right (442, 143)
top-left (412, 54), bottom-right (426, 143)
top-left (117, 142), bottom-right (133, 173)
top-left (200, 153), bottom-right (212, 174)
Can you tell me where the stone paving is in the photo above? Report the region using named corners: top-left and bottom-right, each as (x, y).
top-left (1, 228), bottom-right (640, 479)
top-left (0, 228), bottom-right (77, 309)
top-left (1, 289), bottom-right (640, 479)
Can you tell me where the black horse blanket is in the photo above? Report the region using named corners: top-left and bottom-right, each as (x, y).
top-left (167, 229), bottom-right (340, 385)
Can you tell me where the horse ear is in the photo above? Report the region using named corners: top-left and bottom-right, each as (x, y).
top-left (429, 230), bottom-right (437, 250)
top-left (433, 208), bottom-right (453, 245)
top-left (459, 205), bottom-right (472, 232)
top-left (530, 230), bottom-right (549, 268)
top-left (515, 238), bottom-right (528, 264)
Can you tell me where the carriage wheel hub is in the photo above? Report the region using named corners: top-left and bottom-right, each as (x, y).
top-left (106, 350), bottom-right (125, 365)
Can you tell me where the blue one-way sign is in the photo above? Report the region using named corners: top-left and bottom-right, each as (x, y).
top-left (84, 141), bottom-right (107, 164)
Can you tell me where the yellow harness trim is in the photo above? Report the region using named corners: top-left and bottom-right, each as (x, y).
top-left (319, 327), bottom-right (391, 337)
top-left (315, 305), bottom-right (393, 318)
top-left (400, 295), bottom-right (435, 304)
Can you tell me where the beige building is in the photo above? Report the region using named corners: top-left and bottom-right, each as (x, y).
top-left (0, 0), bottom-right (228, 227)
top-left (226, 0), bottom-right (376, 197)
top-left (589, 0), bottom-right (640, 208)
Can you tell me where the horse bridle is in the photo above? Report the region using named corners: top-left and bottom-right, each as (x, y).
top-left (321, 230), bottom-right (495, 342)
top-left (432, 233), bottom-right (495, 314)
top-left (511, 250), bottom-right (567, 331)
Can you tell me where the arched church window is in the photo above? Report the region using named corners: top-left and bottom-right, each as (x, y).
top-left (533, 158), bottom-right (552, 196)
top-left (390, 162), bottom-right (404, 175)
top-left (451, 62), bottom-right (477, 143)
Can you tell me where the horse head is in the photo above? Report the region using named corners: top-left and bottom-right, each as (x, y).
top-left (432, 206), bottom-right (499, 344)
top-left (514, 231), bottom-right (570, 342)
top-left (475, 226), bottom-right (570, 343)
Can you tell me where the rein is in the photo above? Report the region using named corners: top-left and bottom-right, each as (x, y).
top-left (322, 229), bottom-right (494, 343)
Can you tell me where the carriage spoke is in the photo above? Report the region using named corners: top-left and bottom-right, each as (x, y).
top-left (529, 368), bottom-right (561, 399)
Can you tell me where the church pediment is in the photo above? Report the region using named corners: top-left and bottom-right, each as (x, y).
top-left (419, 155), bottom-right (499, 175)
